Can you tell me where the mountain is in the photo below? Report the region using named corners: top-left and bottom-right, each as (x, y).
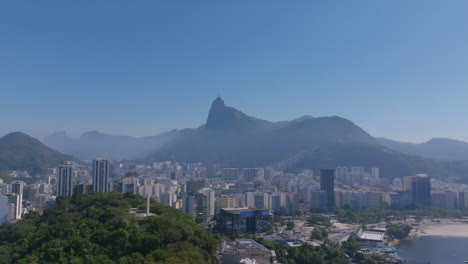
top-left (376, 137), bottom-right (468, 160)
top-left (205, 97), bottom-right (273, 130)
top-left (149, 97), bottom-right (468, 179)
top-left (0, 132), bottom-right (78, 173)
top-left (150, 97), bottom-right (374, 165)
top-left (44, 130), bottom-right (177, 160)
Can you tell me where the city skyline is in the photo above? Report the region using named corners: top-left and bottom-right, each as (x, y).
top-left (2, 1), bottom-right (468, 142)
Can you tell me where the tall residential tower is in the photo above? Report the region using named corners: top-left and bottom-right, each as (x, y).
top-left (57, 161), bottom-right (74, 196)
top-left (92, 157), bottom-right (110, 193)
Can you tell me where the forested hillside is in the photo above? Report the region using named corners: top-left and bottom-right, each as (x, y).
top-left (0, 193), bottom-right (216, 264)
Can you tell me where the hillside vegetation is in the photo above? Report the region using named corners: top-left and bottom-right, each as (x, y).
top-left (0, 192), bottom-right (216, 264)
top-left (0, 132), bottom-right (78, 174)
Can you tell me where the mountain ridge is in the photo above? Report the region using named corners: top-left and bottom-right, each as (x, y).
top-left (40, 97), bottom-right (468, 180)
top-left (44, 130), bottom-right (177, 160)
top-left (377, 137), bottom-right (468, 160)
top-left (0, 132), bottom-right (78, 173)
top-left (147, 98), bottom-right (468, 179)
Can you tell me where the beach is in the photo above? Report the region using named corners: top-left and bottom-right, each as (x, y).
top-left (416, 222), bottom-right (468, 237)
top-left (388, 220), bottom-right (468, 246)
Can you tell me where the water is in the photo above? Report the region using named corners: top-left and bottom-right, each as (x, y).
top-left (396, 236), bottom-right (468, 264)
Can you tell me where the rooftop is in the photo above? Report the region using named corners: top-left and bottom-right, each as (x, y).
top-left (221, 207), bottom-right (270, 215)
top-left (356, 230), bottom-right (385, 242)
top-left (236, 239), bottom-right (269, 251)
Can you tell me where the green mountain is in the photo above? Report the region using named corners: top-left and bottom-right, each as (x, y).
top-left (0, 192), bottom-right (217, 264)
top-left (0, 132), bottom-right (78, 173)
top-left (148, 97), bottom-right (468, 179)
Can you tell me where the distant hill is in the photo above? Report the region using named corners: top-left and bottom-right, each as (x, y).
top-left (148, 97), bottom-right (468, 179)
top-left (0, 132), bottom-right (78, 173)
top-left (44, 130), bottom-right (177, 160)
top-left (376, 137), bottom-right (468, 160)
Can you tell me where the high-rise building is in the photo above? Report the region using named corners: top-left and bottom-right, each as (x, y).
top-left (160, 192), bottom-right (176, 207)
top-left (242, 168), bottom-right (264, 182)
top-left (311, 190), bottom-right (328, 209)
top-left (223, 168), bottom-right (240, 181)
top-left (411, 175), bottom-right (431, 206)
top-left (121, 177), bottom-right (138, 194)
top-left (371, 167), bottom-right (380, 179)
top-left (23, 185), bottom-right (39, 200)
top-left (202, 189), bottom-right (215, 222)
top-left (6, 194), bottom-right (21, 221)
top-left (269, 193), bottom-right (282, 213)
top-left (402, 176), bottom-right (416, 191)
top-left (92, 157), bottom-right (110, 193)
top-left (182, 194), bottom-right (197, 218)
top-left (0, 183), bottom-right (8, 195)
top-left (457, 191), bottom-right (468, 210)
top-left (246, 192), bottom-right (267, 209)
top-left (215, 208), bottom-right (273, 235)
top-left (11, 181), bottom-right (23, 219)
top-left (320, 169), bottom-right (335, 208)
top-left (215, 195), bottom-right (236, 212)
top-left (0, 195), bottom-right (7, 225)
top-left (186, 179), bottom-right (205, 194)
top-left (57, 161), bottom-right (74, 196)
top-left (11, 181), bottom-right (24, 196)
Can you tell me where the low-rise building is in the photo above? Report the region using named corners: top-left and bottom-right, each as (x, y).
top-left (215, 208), bottom-right (272, 235)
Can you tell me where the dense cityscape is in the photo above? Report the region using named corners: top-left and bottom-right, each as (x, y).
top-left (2, 1), bottom-right (468, 264)
top-left (2, 155), bottom-right (468, 263)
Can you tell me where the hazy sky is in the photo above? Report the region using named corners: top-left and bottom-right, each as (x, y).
top-left (1, 1), bottom-right (468, 142)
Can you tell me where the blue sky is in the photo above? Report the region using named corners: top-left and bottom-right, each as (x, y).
top-left (1, 1), bottom-right (468, 142)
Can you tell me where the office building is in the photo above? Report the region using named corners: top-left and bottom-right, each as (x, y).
top-left (223, 168), bottom-right (240, 181)
top-left (215, 195), bottom-right (236, 212)
top-left (411, 175), bottom-right (431, 206)
top-left (215, 208), bottom-right (273, 235)
top-left (269, 193), bottom-right (282, 213)
top-left (242, 168), bottom-right (264, 182)
top-left (181, 194), bottom-right (197, 218)
top-left (92, 157), bottom-right (110, 193)
top-left (311, 190), bottom-right (329, 209)
top-left (121, 177), bottom-right (138, 194)
top-left (320, 169), bottom-right (335, 208)
top-left (246, 192), bottom-right (267, 209)
top-left (402, 176), bottom-right (416, 191)
top-left (57, 161), bottom-right (74, 196)
top-left (0, 183), bottom-right (8, 195)
top-left (186, 179), bottom-right (205, 194)
top-left (11, 181), bottom-right (24, 196)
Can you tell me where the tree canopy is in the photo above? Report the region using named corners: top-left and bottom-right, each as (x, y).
top-left (0, 192), bottom-right (216, 264)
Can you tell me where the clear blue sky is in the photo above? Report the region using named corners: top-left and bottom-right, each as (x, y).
top-left (1, 1), bottom-right (468, 142)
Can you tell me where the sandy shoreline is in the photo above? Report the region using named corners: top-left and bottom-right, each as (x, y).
top-left (416, 223), bottom-right (468, 237)
top-left (332, 219), bottom-right (468, 246)
top-left (388, 221), bottom-right (468, 246)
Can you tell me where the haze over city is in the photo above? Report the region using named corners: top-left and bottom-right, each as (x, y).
top-left (2, 1), bottom-right (468, 142)
top-left (4, 2), bottom-right (468, 264)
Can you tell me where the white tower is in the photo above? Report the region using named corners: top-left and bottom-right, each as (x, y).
top-left (57, 161), bottom-right (74, 196)
top-left (92, 157), bottom-right (110, 193)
